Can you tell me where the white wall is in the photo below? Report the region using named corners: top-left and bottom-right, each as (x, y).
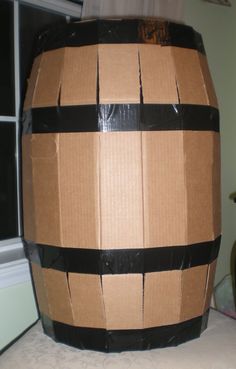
top-left (184, 0), bottom-right (236, 284)
top-left (0, 281), bottom-right (38, 351)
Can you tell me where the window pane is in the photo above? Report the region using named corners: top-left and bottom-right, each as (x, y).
top-left (0, 122), bottom-right (18, 240)
top-left (0, 0), bottom-right (15, 116)
top-left (20, 4), bottom-right (66, 104)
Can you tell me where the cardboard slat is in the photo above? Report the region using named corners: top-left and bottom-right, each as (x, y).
top-left (144, 271), bottom-right (182, 328)
top-left (100, 132), bottom-right (144, 249)
top-left (43, 268), bottom-right (74, 325)
top-left (68, 273), bottom-right (106, 328)
top-left (184, 131), bottom-right (215, 243)
top-left (102, 274), bottom-right (143, 329)
top-left (59, 133), bottom-right (100, 248)
top-left (204, 260), bottom-right (217, 312)
top-left (32, 49), bottom-right (64, 108)
top-left (172, 47), bottom-right (208, 105)
top-left (180, 265), bottom-right (208, 322)
top-left (98, 44), bottom-right (140, 103)
top-left (199, 53), bottom-right (218, 108)
top-left (31, 134), bottom-right (62, 245)
top-left (24, 54), bottom-right (42, 111)
top-left (138, 45), bottom-right (178, 104)
top-left (22, 135), bottom-right (35, 241)
top-left (212, 133), bottom-right (221, 238)
top-left (31, 263), bottom-right (50, 317)
top-left (142, 131), bottom-right (187, 247)
top-left (61, 46), bottom-right (97, 106)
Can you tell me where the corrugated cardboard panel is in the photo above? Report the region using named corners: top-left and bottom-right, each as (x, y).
top-left (142, 131), bottom-right (187, 247)
top-left (23, 54), bottom-right (42, 111)
top-left (68, 273), bottom-right (105, 328)
top-left (204, 260), bottom-right (217, 312)
top-left (212, 133), bottom-right (221, 237)
top-left (180, 265), bottom-right (208, 322)
top-left (199, 53), bottom-right (218, 108)
top-left (32, 49), bottom-right (64, 108)
top-left (102, 274), bottom-right (143, 329)
top-left (31, 263), bottom-right (50, 317)
top-left (43, 268), bottom-right (74, 325)
top-left (184, 131), bottom-right (214, 243)
top-left (138, 45), bottom-right (178, 103)
top-left (100, 132), bottom-right (143, 249)
top-left (98, 44), bottom-right (140, 103)
top-left (22, 135), bottom-right (35, 241)
top-left (171, 47), bottom-right (208, 105)
top-left (144, 271), bottom-right (182, 328)
top-left (59, 133), bottom-right (100, 248)
top-left (61, 46), bottom-right (97, 106)
top-left (31, 134), bottom-right (62, 245)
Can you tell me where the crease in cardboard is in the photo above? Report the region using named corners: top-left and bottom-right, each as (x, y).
top-left (183, 132), bottom-right (189, 246)
top-left (99, 274), bottom-right (107, 330)
top-left (66, 270), bottom-right (76, 325)
top-left (137, 50), bottom-right (144, 105)
top-left (98, 134), bottom-right (102, 250)
top-left (57, 134), bottom-right (63, 246)
top-left (24, 54), bottom-right (42, 111)
top-left (198, 53), bottom-right (218, 108)
top-left (32, 49), bottom-right (65, 108)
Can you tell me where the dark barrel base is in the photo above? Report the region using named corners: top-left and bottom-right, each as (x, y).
top-left (41, 310), bottom-right (209, 353)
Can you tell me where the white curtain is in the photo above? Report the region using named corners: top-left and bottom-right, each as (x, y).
top-left (82, 0), bottom-right (184, 22)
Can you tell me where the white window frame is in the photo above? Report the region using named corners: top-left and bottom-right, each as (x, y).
top-left (0, 0), bottom-right (82, 289)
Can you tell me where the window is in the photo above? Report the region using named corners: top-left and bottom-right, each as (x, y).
top-left (0, 0), bottom-right (82, 287)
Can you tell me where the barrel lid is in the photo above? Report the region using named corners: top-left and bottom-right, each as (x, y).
top-left (35, 18), bottom-right (205, 56)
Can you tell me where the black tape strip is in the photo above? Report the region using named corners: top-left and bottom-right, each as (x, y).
top-left (35, 19), bottom-right (205, 56)
top-left (23, 104), bottom-right (219, 134)
top-left (24, 236), bottom-right (221, 275)
top-left (41, 310), bottom-right (209, 352)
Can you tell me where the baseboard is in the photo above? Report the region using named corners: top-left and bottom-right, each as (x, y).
top-left (0, 258), bottom-right (31, 289)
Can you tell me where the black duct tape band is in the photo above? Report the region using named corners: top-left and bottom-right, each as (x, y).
top-left (41, 310), bottom-right (209, 352)
top-left (24, 236), bottom-right (221, 275)
top-left (23, 104), bottom-right (219, 134)
top-left (36, 19), bottom-right (205, 56)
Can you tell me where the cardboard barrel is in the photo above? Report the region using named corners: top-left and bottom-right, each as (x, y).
top-left (22, 19), bottom-right (221, 352)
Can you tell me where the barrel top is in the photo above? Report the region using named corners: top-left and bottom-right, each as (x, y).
top-left (35, 18), bottom-right (205, 56)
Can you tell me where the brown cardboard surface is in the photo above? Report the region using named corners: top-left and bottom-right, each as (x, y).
top-left (22, 135), bottom-right (35, 241)
top-left (180, 265), bottom-right (208, 322)
top-left (59, 133), bottom-right (100, 248)
top-left (68, 273), bottom-right (106, 328)
top-left (102, 274), bottom-right (143, 329)
top-left (31, 134), bottom-right (62, 245)
top-left (24, 129), bottom-right (219, 249)
top-left (204, 260), bottom-right (217, 312)
top-left (100, 132), bottom-right (144, 249)
top-left (171, 47), bottom-right (208, 105)
top-left (32, 49), bottom-right (65, 108)
top-left (144, 271), bottom-right (182, 328)
top-left (212, 133), bottom-right (221, 237)
top-left (31, 263), bottom-right (50, 317)
top-left (142, 131), bottom-right (187, 247)
top-left (138, 45), bottom-right (178, 104)
top-left (23, 55), bottom-right (42, 111)
top-left (98, 44), bottom-right (140, 103)
top-left (61, 46), bottom-right (97, 106)
top-left (43, 268), bottom-right (74, 325)
top-left (185, 131), bottom-right (216, 244)
top-left (199, 53), bottom-right (218, 108)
